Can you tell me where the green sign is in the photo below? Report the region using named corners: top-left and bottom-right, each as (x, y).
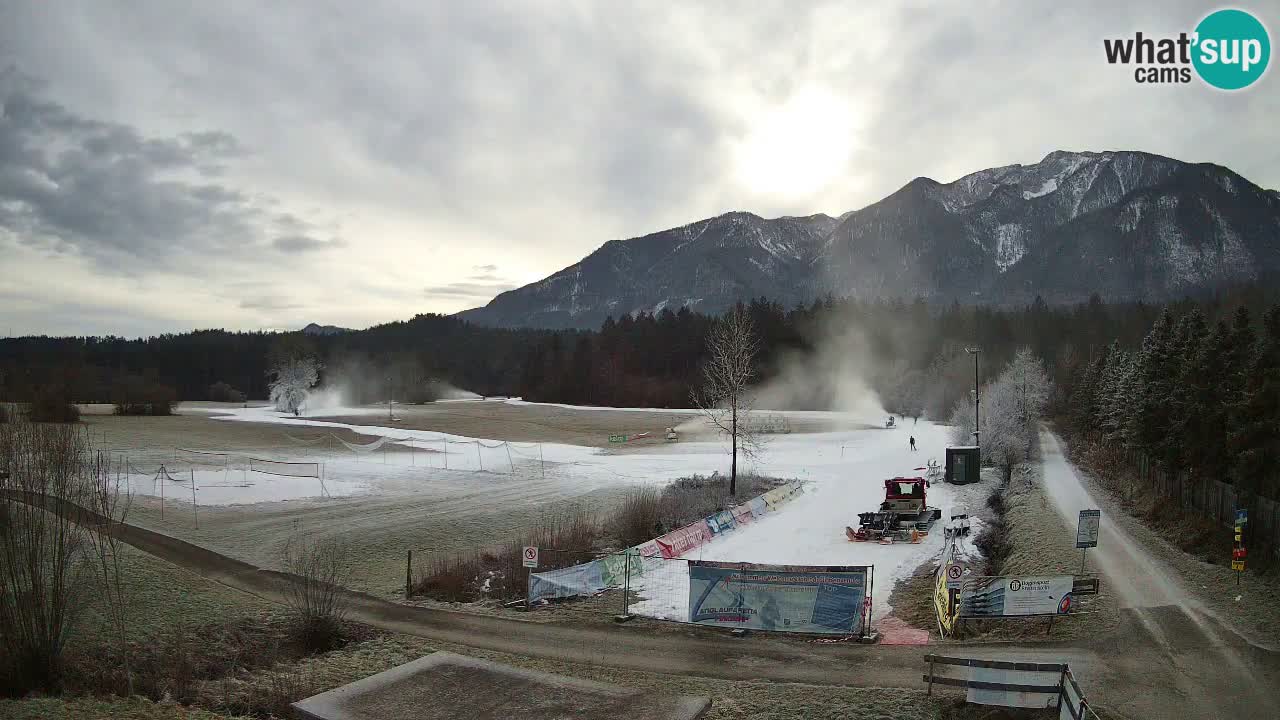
top-left (608, 434), bottom-right (626, 443)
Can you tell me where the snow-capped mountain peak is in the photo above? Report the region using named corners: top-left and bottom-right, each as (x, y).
top-left (460, 150), bottom-right (1279, 328)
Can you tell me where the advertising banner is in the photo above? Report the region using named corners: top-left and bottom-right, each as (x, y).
top-left (655, 520), bottom-right (713, 559)
top-left (731, 503), bottom-right (755, 526)
top-left (528, 560), bottom-right (605, 603)
top-left (959, 576), bottom-right (1075, 617)
top-left (688, 560), bottom-right (868, 635)
top-left (709, 510), bottom-right (736, 534)
top-left (633, 540), bottom-right (662, 558)
top-left (934, 535), bottom-right (960, 635)
top-left (749, 496), bottom-right (768, 517)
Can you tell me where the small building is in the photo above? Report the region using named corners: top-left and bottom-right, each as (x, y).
top-left (945, 446), bottom-right (981, 485)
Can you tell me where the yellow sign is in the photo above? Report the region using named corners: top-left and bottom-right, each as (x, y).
top-left (934, 568), bottom-right (957, 634)
top-left (1232, 560), bottom-right (1246, 571)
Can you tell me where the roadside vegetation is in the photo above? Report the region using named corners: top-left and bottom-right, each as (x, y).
top-left (413, 472), bottom-right (785, 603)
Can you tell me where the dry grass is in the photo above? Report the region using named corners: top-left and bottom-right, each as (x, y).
top-left (412, 474), bottom-right (788, 603)
top-left (0, 696), bottom-right (252, 720)
top-left (413, 506), bottom-right (599, 602)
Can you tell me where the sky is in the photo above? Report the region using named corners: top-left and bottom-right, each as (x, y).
top-left (2, 1), bottom-right (1277, 337)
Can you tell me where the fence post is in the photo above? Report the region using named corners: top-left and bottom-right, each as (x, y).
top-left (621, 552), bottom-right (631, 618)
top-left (927, 655), bottom-right (934, 696)
top-left (190, 468), bottom-right (198, 529)
top-left (406, 549), bottom-right (412, 599)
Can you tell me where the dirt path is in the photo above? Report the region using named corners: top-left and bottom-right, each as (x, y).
top-left (1039, 431), bottom-right (1280, 717)
top-left (15, 487), bottom-right (1280, 718)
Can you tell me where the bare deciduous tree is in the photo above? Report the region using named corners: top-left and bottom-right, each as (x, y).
top-left (692, 306), bottom-right (761, 496)
top-left (0, 420), bottom-right (92, 693)
top-left (86, 450), bottom-right (134, 694)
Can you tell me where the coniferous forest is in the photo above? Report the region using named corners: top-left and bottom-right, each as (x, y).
top-left (2, 287), bottom-right (1278, 496)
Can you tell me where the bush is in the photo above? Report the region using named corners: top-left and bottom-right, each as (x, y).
top-left (413, 475), bottom-right (791, 603)
top-left (615, 486), bottom-right (661, 547)
top-left (975, 488), bottom-right (1011, 576)
top-left (207, 381), bottom-right (246, 403)
top-left (414, 507), bottom-right (599, 602)
top-left (280, 535), bottom-right (351, 652)
top-left (655, 472), bottom-right (780, 531)
top-left (112, 375), bottom-right (177, 416)
top-left (26, 385), bottom-right (80, 423)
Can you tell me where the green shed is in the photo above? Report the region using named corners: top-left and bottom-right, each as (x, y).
top-left (945, 446), bottom-right (981, 485)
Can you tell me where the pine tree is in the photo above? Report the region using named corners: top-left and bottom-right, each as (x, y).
top-left (1231, 306), bottom-right (1280, 499)
top-left (1165, 309), bottom-right (1209, 461)
top-left (1130, 309), bottom-right (1176, 462)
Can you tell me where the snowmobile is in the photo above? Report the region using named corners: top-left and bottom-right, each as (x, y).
top-left (885, 416), bottom-right (896, 429)
top-left (845, 477), bottom-right (940, 544)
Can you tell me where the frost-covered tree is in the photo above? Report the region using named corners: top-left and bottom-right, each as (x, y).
top-left (269, 357), bottom-right (321, 416)
top-left (1002, 347), bottom-right (1052, 444)
top-left (982, 379), bottom-right (1029, 483)
top-left (948, 394), bottom-right (980, 447)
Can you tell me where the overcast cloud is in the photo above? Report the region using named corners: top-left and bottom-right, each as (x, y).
top-left (1, 0), bottom-right (1276, 337)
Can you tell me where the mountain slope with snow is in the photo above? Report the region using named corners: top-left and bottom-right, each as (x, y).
top-left (460, 151), bottom-right (1280, 328)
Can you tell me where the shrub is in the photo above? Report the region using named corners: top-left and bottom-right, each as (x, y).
top-left (112, 375), bottom-right (177, 416)
top-left (975, 488), bottom-right (1011, 576)
top-left (0, 420), bottom-right (91, 695)
top-left (208, 381), bottom-right (246, 403)
top-left (280, 535), bottom-right (351, 652)
top-left (26, 384), bottom-right (80, 423)
top-left (414, 507), bottom-right (599, 602)
top-left (615, 486), bottom-right (661, 547)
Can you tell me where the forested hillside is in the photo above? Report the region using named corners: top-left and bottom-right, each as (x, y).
top-left (2, 285), bottom-right (1277, 426)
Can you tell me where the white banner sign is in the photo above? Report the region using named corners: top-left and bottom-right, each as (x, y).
top-left (960, 575), bottom-right (1075, 617)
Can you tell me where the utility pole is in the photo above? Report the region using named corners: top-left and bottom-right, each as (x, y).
top-left (387, 375), bottom-right (393, 421)
top-left (965, 347), bottom-right (981, 447)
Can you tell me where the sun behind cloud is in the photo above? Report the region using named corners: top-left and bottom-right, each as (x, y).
top-left (733, 86), bottom-right (858, 200)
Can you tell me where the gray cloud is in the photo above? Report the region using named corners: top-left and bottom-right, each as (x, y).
top-left (272, 234), bottom-right (344, 253)
top-left (238, 295), bottom-right (303, 312)
top-left (424, 281), bottom-right (518, 300)
top-left (0, 1), bottom-right (1276, 336)
top-left (0, 66), bottom-right (337, 274)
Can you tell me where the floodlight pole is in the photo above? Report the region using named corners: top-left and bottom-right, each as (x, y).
top-left (387, 376), bottom-right (393, 420)
top-left (965, 347), bottom-right (981, 447)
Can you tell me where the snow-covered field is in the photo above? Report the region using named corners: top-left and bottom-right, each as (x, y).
top-left (626, 417), bottom-right (989, 622)
top-left (116, 402), bottom-right (988, 621)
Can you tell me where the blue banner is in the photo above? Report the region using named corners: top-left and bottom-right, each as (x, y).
top-left (688, 561), bottom-right (868, 635)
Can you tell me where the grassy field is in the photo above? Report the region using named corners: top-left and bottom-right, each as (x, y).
top-left (80, 409), bottom-right (641, 600)
top-left (0, 697), bottom-right (252, 720)
top-left (75, 545), bottom-right (274, 645)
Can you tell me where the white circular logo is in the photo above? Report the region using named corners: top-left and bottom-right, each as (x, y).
top-left (1009, 580), bottom-right (1022, 592)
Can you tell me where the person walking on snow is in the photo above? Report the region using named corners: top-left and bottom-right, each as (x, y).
top-left (909, 435), bottom-right (917, 451)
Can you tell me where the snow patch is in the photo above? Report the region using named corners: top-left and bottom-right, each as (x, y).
top-left (994, 224), bottom-right (1027, 271)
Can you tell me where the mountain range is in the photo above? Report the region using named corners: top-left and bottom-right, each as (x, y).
top-left (458, 150), bottom-right (1280, 329)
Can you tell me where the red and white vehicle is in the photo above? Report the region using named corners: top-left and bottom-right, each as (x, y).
top-left (845, 477), bottom-right (940, 544)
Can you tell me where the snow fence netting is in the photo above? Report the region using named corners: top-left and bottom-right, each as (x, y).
top-left (248, 457), bottom-right (321, 478)
top-left (527, 480), bottom-right (806, 604)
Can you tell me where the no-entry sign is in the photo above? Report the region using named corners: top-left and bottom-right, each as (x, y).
top-left (522, 546), bottom-right (539, 569)
top-left (946, 562), bottom-right (965, 590)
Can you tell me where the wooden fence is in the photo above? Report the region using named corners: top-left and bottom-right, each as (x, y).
top-left (1121, 447), bottom-right (1280, 562)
